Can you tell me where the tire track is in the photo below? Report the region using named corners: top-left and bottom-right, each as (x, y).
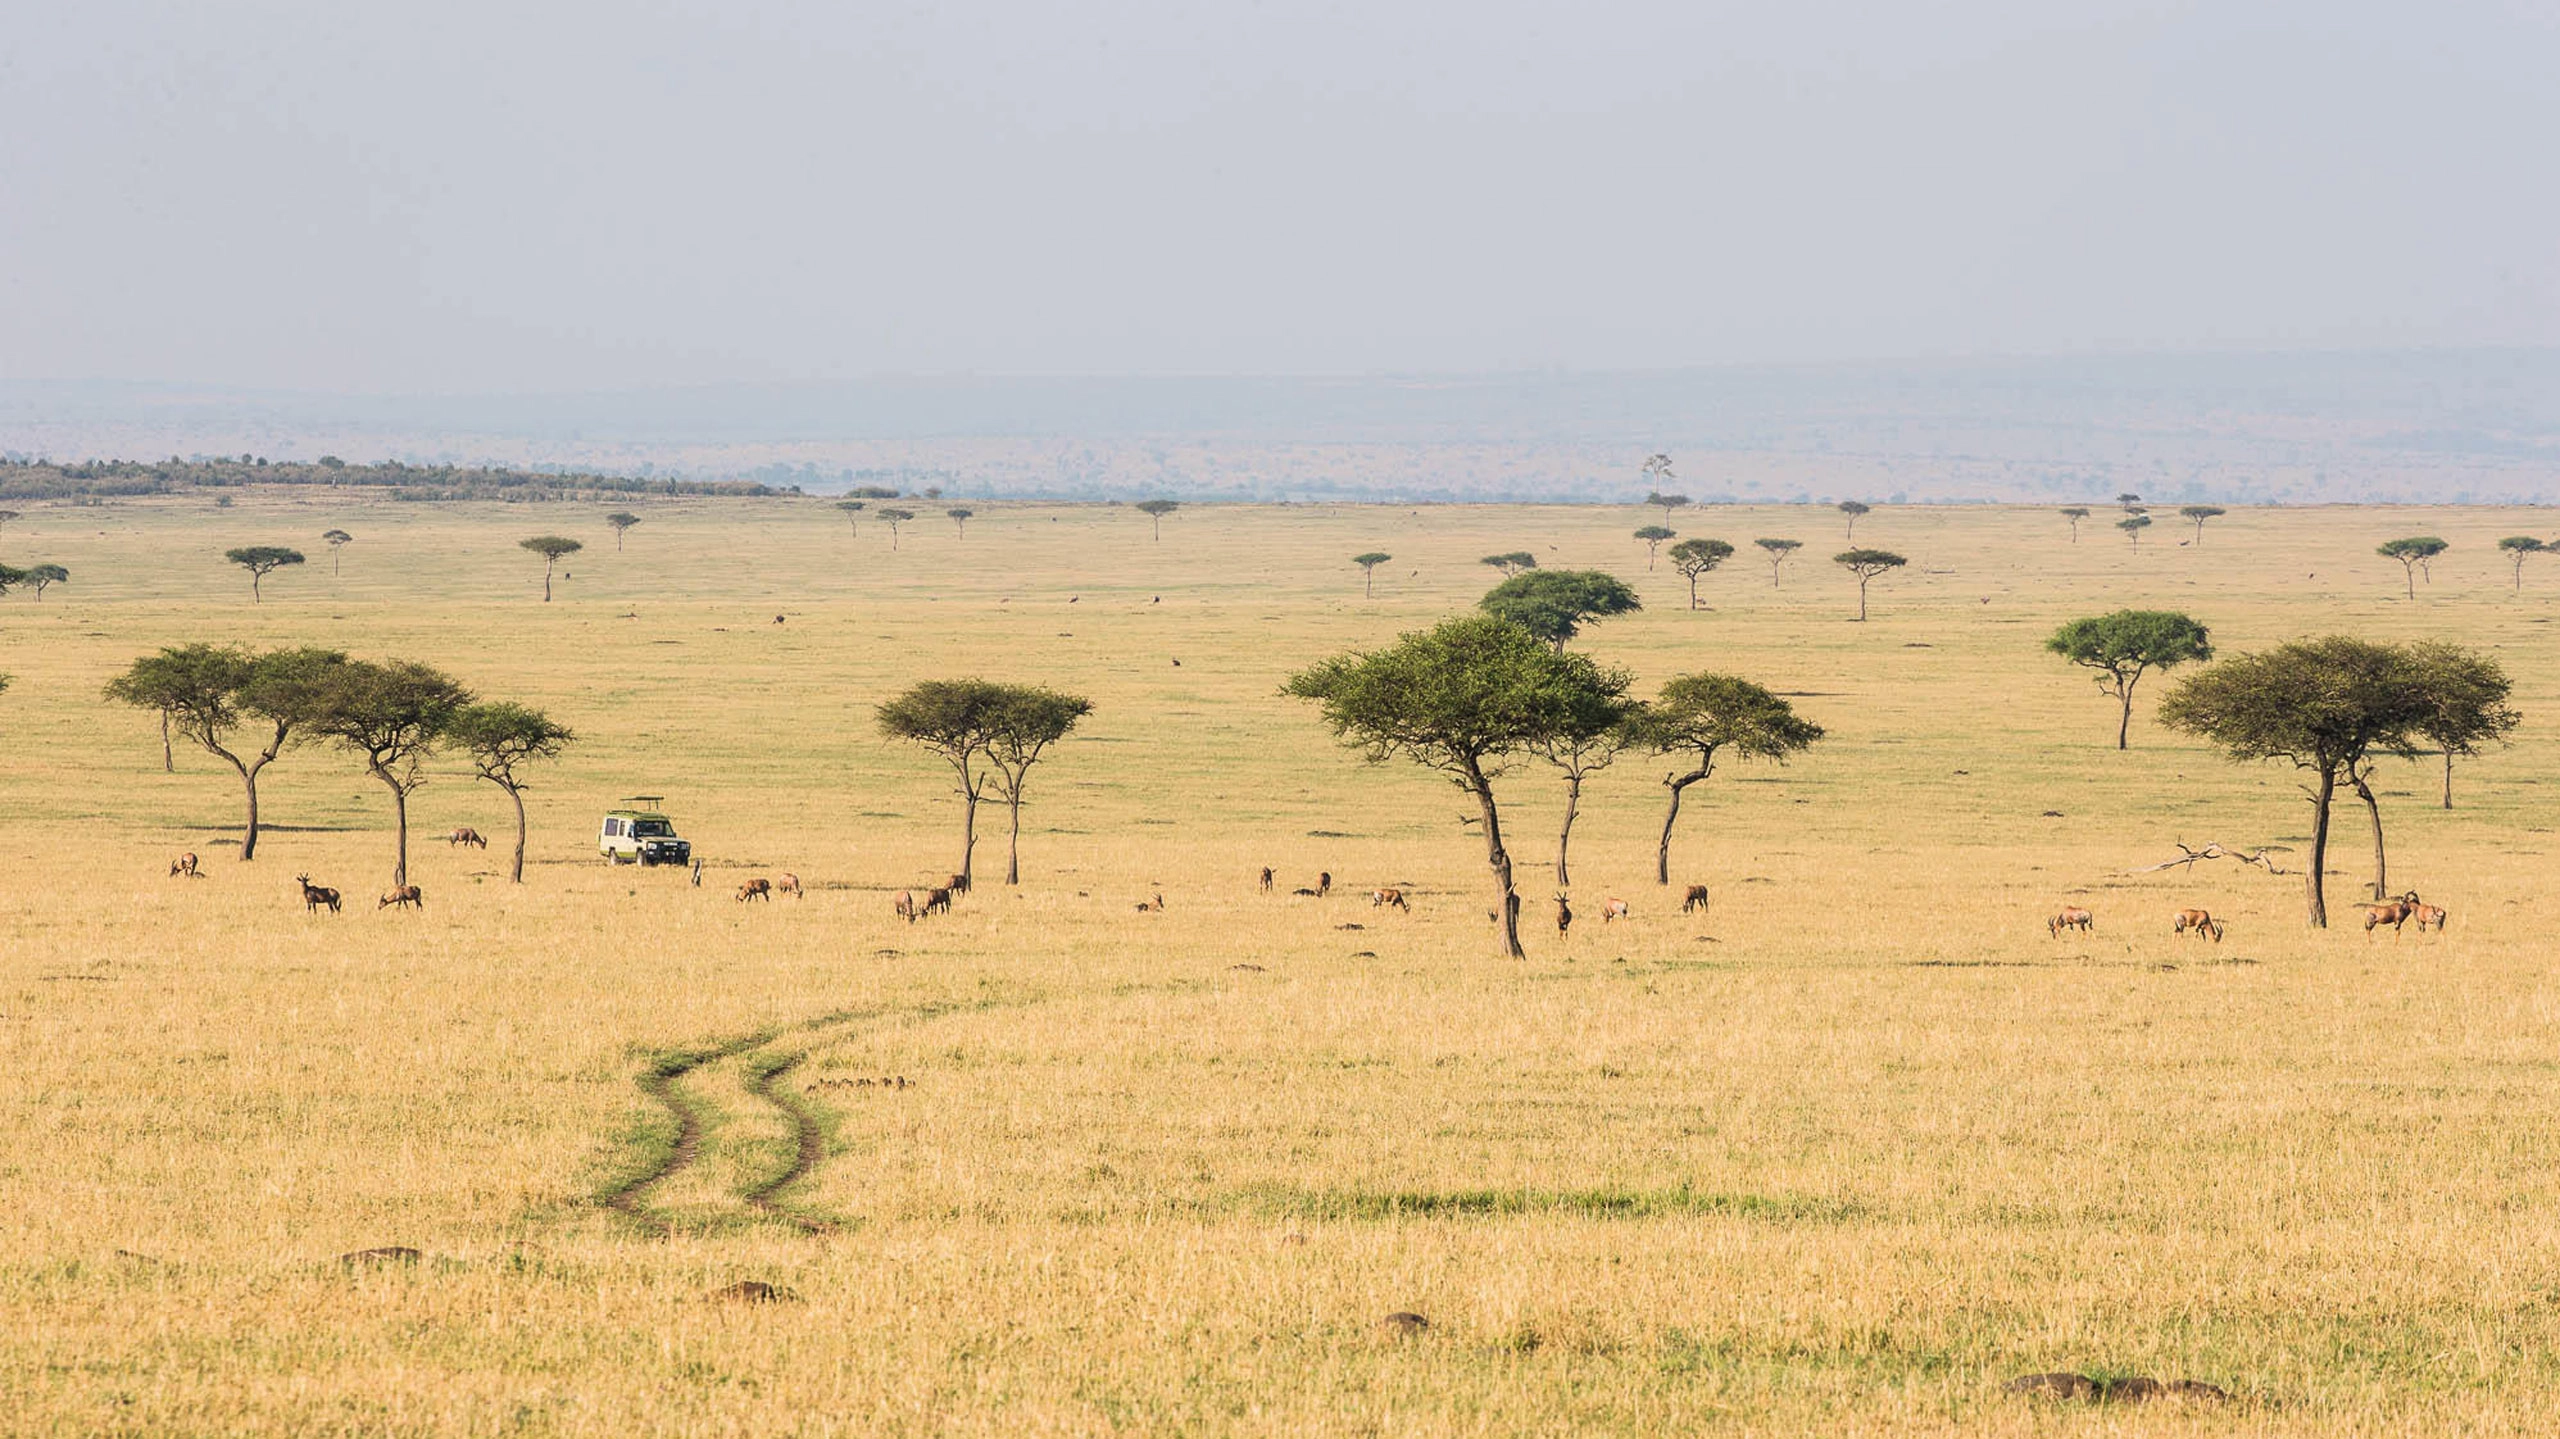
top-left (597, 1033), bottom-right (772, 1234)
top-left (740, 1050), bottom-right (833, 1232)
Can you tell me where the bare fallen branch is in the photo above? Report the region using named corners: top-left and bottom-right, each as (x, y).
top-left (2128, 842), bottom-right (2294, 876)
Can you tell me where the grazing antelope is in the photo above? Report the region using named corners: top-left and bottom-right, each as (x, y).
top-left (445, 827), bottom-right (487, 848)
top-left (1555, 894), bottom-right (1574, 935)
top-left (894, 890), bottom-right (918, 923)
top-left (2361, 892), bottom-right (2421, 935)
top-left (1317, 872), bottom-right (1332, 897)
top-left (1258, 866), bottom-right (1274, 893)
top-left (2172, 909), bottom-right (2224, 943)
top-left (1600, 897), bottom-right (1631, 923)
top-left (1370, 887), bottom-right (1409, 911)
top-left (2048, 906), bottom-right (2094, 938)
top-left (923, 887), bottom-right (953, 916)
top-left (296, 875), bottom-right (341, 914)
top-left (775, 873), bottom-right (802, 898)
top-left (736, 878), bottom-right (772, 902)
top-left (379, 884), bottom-right (423, 910)
top-left (168, 852), bottom-right (199, 878)
top-left (947, 872), bottom-right (970, 897)
top-left (1681, 884), bottom-right (1710, 913)
top-left (1133, 893), bottom-right (1164, 912)
top-left (2413, 901), bottom-right (2448, 933)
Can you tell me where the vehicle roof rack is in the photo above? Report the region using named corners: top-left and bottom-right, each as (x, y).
top-left (619, 795), bottom-right (666, 806)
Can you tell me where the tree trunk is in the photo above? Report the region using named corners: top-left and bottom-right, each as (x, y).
top-left (251, 573), bottom-right (262, 603)
top-left (2352, 764), bottom-right (2386, 900)
top-left (2404, 565), bottom-right (2415, 600)
top-left (2305, 766), bottom-right (2335, 928)
top-left (1005, 792), bottom-right (1022, 885)
top-left (2443, 750), bottom-right (2455, 810)
top-left (162, 711), bottom-right (174, 772)
top-left (1656, 766), bottom-right (1709, 884)
top-left (1464, 761), bottom-right (1523, 959)
top-left (508, 783), bottom-right (528, 883)
top-left (389, 779), bottom-right (411, 888)
top-left (239, 762), bottom-right (263, 861)
top-left (543, 560), bottom-right (554, 601)
top-left (1364, 571), bottom-right (1373, 598)
top-left (1687, 575), bottom-right (1700, 609)
top-left (1554, 770), bottom-right (1582, 887)
top-left (1856, 579), bottom-right (1869, 621)
top-left (2115, 680), bottom-right (2135, 750)
top-left (958, 787), bottom-right (978, 885)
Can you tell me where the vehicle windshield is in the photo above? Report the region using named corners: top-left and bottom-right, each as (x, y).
top-left (631, 819), bottom-right (673, 837)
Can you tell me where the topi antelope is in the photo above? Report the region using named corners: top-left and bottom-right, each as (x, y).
top-left (1370, 887), bottom-right (1408, 911)
top-left (2048, 906), bottom-right (2094, 937)
top-left (169, 852), bottom-right (200, 878)
top-left (2413, 901), bottom-right (2448, 933)
top-left (923, 887), bottom-right (953, 916)
top-left (445, 827), bottom-right (487, 848)
top-left (894, 890), bottom-right (917, 923)
top-left (2172, 909), bottom-right (2223, 943)
top-left (736, 878), bottom-right (772, 902)
top-left (379, 884), bottom-right (423, 910)
top-left (2361, 892), bottom-right (2421, 935)
top-left (1681, 884), bottom-right (1710, 913)
top-left (1600, 897), bottom-right (1631, 923)
top-left (296, 875), bottom-right (341, 914)
top-left (775, 873), bottom-right (802, 898)
top-left (1258, 866), bottom-right (1274, 893)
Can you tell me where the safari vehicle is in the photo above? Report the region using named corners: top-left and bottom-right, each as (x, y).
top-left (598, 797), bottom-right (692, 866)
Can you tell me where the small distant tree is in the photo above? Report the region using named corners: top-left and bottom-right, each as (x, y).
top-left (322, 529), bottom-right (353, 574)
top-left (2045, 610), bottom-right (2213, 749)
top-left (1754, 537), bottom-right (1802, 587)
top-left (877, 680), bottom-right (1016, 886)
top-left (225, 546), bottom-right (304, 603)
top-left (1480, 552), bottom-right (1538, 577)
top-left (1833, 548), bottom-right (1906, 620)
top-left (2117, 492), bottom-right (2143, 506)
top-left (23, 563), bottom-right (66, 600)
top-left (2060, 507), bottom-right (2090, 542)
top-left (878, 508), bottom-right (914, 548)
top-left (1631, 673), bottom-right (1823, 884)
top-left (2159, 637), bottom-right (2437, 927)
top-left (0, 564), bottom-right (23, 598)
top-left (983, 686), bottom-right (1093, 884)
top-left (835, 500), bottom-right (866, 534)
top-left (1644, 492), bottom-right (1691, 523)
top-left (448, 702), bottom-right (576, 883)
top-left (1633, 525), bottom-right (1677, 569)
top-left (852, 485), bottom-right (901, 500)
top-left (2178, 505), bottom-right (2225, 544)
top-left (2408, 641), bottom-right (2519, 812)
top-left (2118, 513), bottom-right (2152, 548)
top-left (519, 536), bottom-right (581, 601)
top-left (2498, 536), bottom-right (2546, 592)
top-left (1479, 569), bottom-right (1641, 651)
top-left (605, 512), bottom-right (641, 550)
top-left (1837, 500), bottom-right (1870, 539)
top-left (1532, 675), bottom-right (1638, 888)
top-left (300, 659), bottom-right (472, 887)
top-left (2377, 537), bottom-right (2448, 599)
top-left (1641, 452), bottom-right (1676, 493)
top-left (1286, 614), bottom-right (1619, 958)
top-left (1135, 499), bottom-right (1180, 540)
top-left (104, 644), bottom-right (345, 861)
top-left (946, 507), bottom-right (974, 537)
top-left (1352, 552), bottom-right (1392, 598)
top-left (1667, 538), bottom-right (1734, 609)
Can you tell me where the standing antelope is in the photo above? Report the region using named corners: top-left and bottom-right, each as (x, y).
top-left (168, 852), bottom-right (200, 878)
top-left (379, 884), bottom-right (423, 910)
top-left (923, 887), bottom-right (954, 916)
top-left (775, 873), bottom-right (802, 898)
top-left (296, 875), bottom-right (341, 914)
top-left (1681, 884), bottom-right (1710, 913)
top-left (1370, 887), bottom-right (1408, 911)
top-left (894, 890), bottom-right (918, 923)
top-left (445, 827), bottom-right (488, 848)
top-left (2413, 901), bottom-right (2448, 933)
top-left (2172, 909), bottom-right (2223, 942)
top-left (1316, 872), bottom-right (1332, 897)
top-left (1555, 894), bottom-right (1574, 935)
top-left (1600, 898), bottom-right (1631, 923)
top-left (1258, 867), bottom-right (1275, 893)
top-left (2361, 892), bottom-right (2421, 935)
top-left (2048, 906), bottom-right (2094, 937)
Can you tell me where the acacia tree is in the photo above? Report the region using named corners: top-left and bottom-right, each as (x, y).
top-left (322, 529), bottom-right (353, 574)
top-left (1136, 499), bottom-right (1180, 540)
top-left (877, 680), bottom-right (1013, 885)
top-left (104, 644), bottom-right (345, 861)
top-left (2408, 641), bottom-right (2519, 812)
top-left (1668, 538), bottom-right (1734, 609)
top-left (1755, 537), bottom-right (1802, 587)
top-left (2159, 637), bottom-right (2439, 927)
top-left (878, 508), bottom-right (914, 548)
top-left (2060, 507), bottom-right (2090, 542)
top-left (1479, 569), bottom-right (1641, 651)
top-left (1287, 614), bottom-right (1619, 958)
top-left (836, 500), bottom-right (866, 534)
top-left (1531, 674), bottom-right (1638, 888)
top-left (2179, 506), bottom-right (2225, 544)
top-left (1480, 552), bottom-right (1538, 577)
top-left (1644, 491), bottom-right (1691, 524)
top-left (1632, 673), bottom-right (1823, 884)
top-left (1641, 452), bottom-right (1676, 502)
top-left (1837, 500), bottom-right (1870, 539)
top-left (2045, 610), bottom-right (2212, 749)
top-left (301, 659), bottom-right (471, 887)
top-left (982, 686), bottom-right (1093, 885)
top-left (1352, 551), bottom-right (1392, 597)
top-left (947, 507), bottom-right (974, 537)
top-left (1833, 548), bottom-right (1906, 620)
top-left (2498, 536), bottom-right (2546, 591)
top-left (2377, 537), bottom-right (2448, 599)
top-left (0, 564), bottom-right (27, 598)
top-left (226, 546), bottom-right (304, 603)
top-left (605, 512), bottom-right (641, 550)
top-left (2118, 513), bottom-right (2152, 548)
top-left (24, 564), bottom-right (66, 600)
top-left (2117, 493), bottom-right (2143, 506)
top-left (448, 702), bottom-right (576, 883)
top-left (1634, 525), bottom-right (1677, 569)
top-left (520, 536), bottom-right (581, 600)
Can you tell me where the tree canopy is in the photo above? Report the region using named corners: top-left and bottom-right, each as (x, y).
top-left (2499, 536), bottom-right (2547, 591)
top-left (225, 546), bottom-right (304, 602)
top-left (448, 701), bottom-right (576, 883)
top-left (1478, 569), bottom-right (1641, 650)
top-left (947, 507), bottom-right (975, 535)
top-left (1633, 524), bottom-right (1677, 569)
top-left (2377, 537), bottom-right (2448, 598)
top-left (981, 684), bottom-right (1093, 884)
top-left (1631, 673), bottom-right (1824, 883)
top-left (2118, 513), bottom-right (2153, 546)
top-left (604, 512), bottom-right (641, 549)
top-left (321, 529), bottom-right (353, 573)
top-left (297, 658), bottom-right (473, 886)
top-left (24, 563), bottom-right (66, 600)
top-left (2178, 505), bottom-right (2226, 543)
top-left (1352, 551), bottom-right (1392, 597)
top-left (1754, 538), bottom-right (1802, 586)
top-left (1480, 551), bottom-right (1538, 576)
top-left (1667, 537), bottom-right (1735, 608)
top-left (519, 536), bottom-right (581, 600)
top-left (2060, 507), bottom-right (2090, 541)
top-left (877, 679), bottom-right (1020, 883)
top-left (1135, 499), bottom-right (1180, 539)
top-left (1837, 500), bottom-right (1870, 538)
top-left (2046, 610), bottom-right (2213, 748)
top-left (1832, 548), bottom-right (1906, 620)
top-left (104, 644), bottom-right (348, 860)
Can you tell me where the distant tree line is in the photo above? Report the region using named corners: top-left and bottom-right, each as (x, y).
top-left (0, 456), bottom-right (789, 502)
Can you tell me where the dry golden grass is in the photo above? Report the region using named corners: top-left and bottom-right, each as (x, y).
top-left (6, 493), bottom-right (2560, 1433)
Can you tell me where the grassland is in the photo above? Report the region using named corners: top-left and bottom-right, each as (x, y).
top-left (5, 493), bottom-right (2560, 1434)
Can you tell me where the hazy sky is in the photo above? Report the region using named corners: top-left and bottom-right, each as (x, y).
top-left (4, 1), bottom-right (2553, 392)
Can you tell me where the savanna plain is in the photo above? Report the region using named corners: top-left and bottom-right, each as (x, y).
top-left (8, 494), bottom-right (2560, 1436)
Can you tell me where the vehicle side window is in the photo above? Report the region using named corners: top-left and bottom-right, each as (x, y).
top-left (605, 819), bottom-right (621, 836)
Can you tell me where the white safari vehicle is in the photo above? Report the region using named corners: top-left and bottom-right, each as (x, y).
top-left (598, 797), bottom-right (692, 866)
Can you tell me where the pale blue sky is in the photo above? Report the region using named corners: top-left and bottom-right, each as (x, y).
top-left (4, 1), bottom-right (2553, 391)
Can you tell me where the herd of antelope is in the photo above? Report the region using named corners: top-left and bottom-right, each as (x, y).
top-left (2042, 892), bottom-right (2448, 944)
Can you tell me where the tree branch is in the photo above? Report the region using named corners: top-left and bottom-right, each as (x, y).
top-left (2127, 842), bottom-right (2293, 876)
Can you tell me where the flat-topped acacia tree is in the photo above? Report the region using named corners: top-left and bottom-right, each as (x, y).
top-left (2119, 513), bottom-right (2152, 548)
top-left (299, 658), bottom-right (472, 888)
top-left (947, 507), bottom-right (974, 537)
top-left (1837, 500), bottom-right (1870, 539)
top-left (1644, 490), bottom-right (1691, 524)
top-left (1352, 552), bottom-right (1392, 598)
top-left (1480, 552), bottom-right (1538, 577)
top-left (1532, 670), bottom-right (1637, 888)
top-left (1668, 538), bottom-right (1734, 609)
top-left (1135, 499), bottom-right (1179, 540)
top-left (983, 685), bottom-right (1092, 884)
top-left (1755, 538), bottom-right (1802, 587)
top-left (1634, 525), bottom-right (1677, 569)
top-left (322, 529), bottom-right (353, 573)
top-left (2179, 505), bottom-right (2225, 544)
top-left (878, 508), bottom-right (914, 548)
top-left (2060, 507), bottom-right (2090, 543)
top-left (1632, 673), bottom-right (1824, 885)
top-left (225, 546), bottom-right (304, 603)
top-left (24, 564), bottom-right (66, 600)
top-left (448, 702), bottom-right (575, 883)
top-left (875, 680), bottom-right (1007, 887)
top-left (104, 644), bottom-right (346, 861)
top-left (519, 536), bottom-right (581, 601)
top-left (605, 512), bottom-right (641, 550)
top-left (2377, 537), bottom-right (2447, 599)
top-left (2046, 610), bottom-right (2213, 749)
top-left (2498, 536), bottom-right (2546, 592)
top-left (1287, 614), bottom-right (1622, 959)
top-left (1479, 569), bottom-right (1641, 652)
top-left (835, 500), bottom-right (866, 534)
top-left (1833, 548), bottom-right (1905, 620)
top-left (2409, 641), bottom-right (2519, 812)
